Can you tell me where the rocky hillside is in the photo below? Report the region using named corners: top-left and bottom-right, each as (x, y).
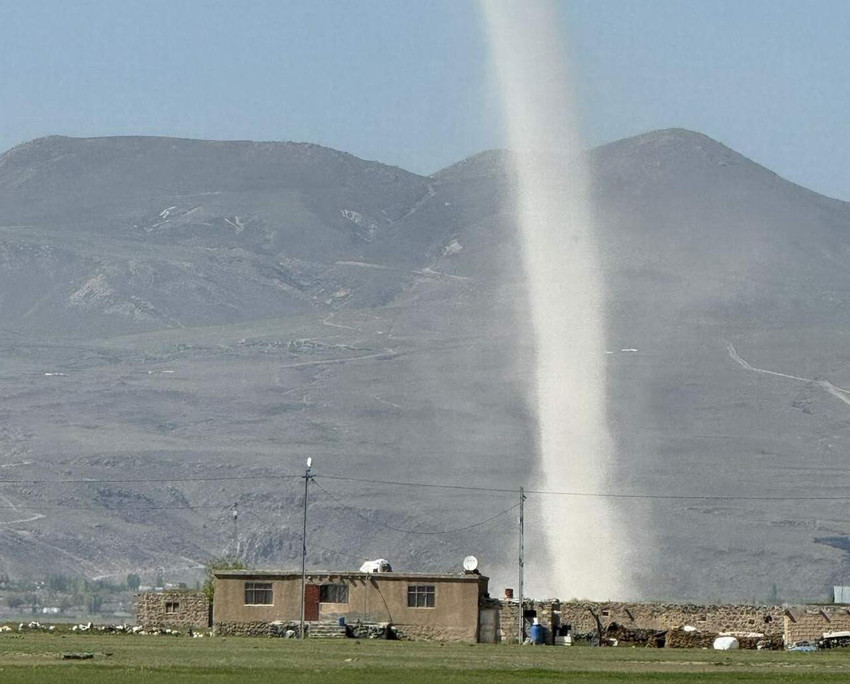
top-left (0, 136), bottom-right (457, 335)
top-left (2, 130), bottom-right (850, 602)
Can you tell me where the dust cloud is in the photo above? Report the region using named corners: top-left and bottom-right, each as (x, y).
top-left (480, 0), bottom-right (630, 599)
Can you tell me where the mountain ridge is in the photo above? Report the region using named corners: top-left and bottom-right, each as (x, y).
top-left (1, 128), bottom-right (850, 602)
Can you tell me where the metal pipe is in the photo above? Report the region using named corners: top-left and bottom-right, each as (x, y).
top-left (519, 486), bottom-right (525, 644)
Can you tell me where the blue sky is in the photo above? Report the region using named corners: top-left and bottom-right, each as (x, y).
top-left (2, 0), bottom-right (849, 199)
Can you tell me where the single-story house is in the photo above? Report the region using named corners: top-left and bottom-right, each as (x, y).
top-left (136, 589), bottom-right (210, 630)
top-left (213, 569), bottom-right (491, 642)
top-left (784, 606), bottom-right (850, 645)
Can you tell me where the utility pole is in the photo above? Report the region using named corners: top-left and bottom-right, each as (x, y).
top-left (299, 457), bottom-right (313, 639)
top-left (231, 503), bottom-right (239, 558)
top-left (518, 486), bottom-right (526, 644)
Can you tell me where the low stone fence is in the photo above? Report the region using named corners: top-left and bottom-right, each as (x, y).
top-left (666, 628), bottom-right (783, 650)
top-left (215, 620), bottom-right (407, 640)
top-left (557, 601), bottom-right (783, 638)
top-left (494, 598), bottom-right (786, 646)
top-left (216, 621), bottom-right (298, 637)
top-left (603, 622), bottom-right (666, 647)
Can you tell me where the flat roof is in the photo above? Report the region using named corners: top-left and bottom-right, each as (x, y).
top-left (214, 569), bottom-right (488, 582)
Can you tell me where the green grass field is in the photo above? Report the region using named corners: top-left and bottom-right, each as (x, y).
top-left (2, 633), bottom-right (850, 683)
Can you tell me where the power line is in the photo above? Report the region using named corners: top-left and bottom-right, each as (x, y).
top-left (0, 474), bottom-right (301, 484)
top-left (247, 509), bottom-right (399, 564)
top-left (309, 542), bottom-right (373, 563)
top-left (311, 473), bottom-right (850, 501)
top-left (246, 510), bottom-right (356, 560)
top-left (319, 473), bottom-right (517, 494)
top-left (3, 470), bottom-right (850, 501)
top-left (311, 477), bottom-right (520, 535)
top-left (523, 490), bottom-right (850, 501)
top-left (0, 502), bottom-right (270, 512)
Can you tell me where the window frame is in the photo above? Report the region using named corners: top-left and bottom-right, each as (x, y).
top-left (319, 583), bottom-right (349, 604)
top-left (244, 581), bottom-right (274, 606)
top-left (164, 601), bottom-right (180, 614)
top-left (407, 584), bottom-right (436, 608)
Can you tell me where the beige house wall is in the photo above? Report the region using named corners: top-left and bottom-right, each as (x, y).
top-left (213, 574), bottom-right (302, 625)
top-left (213, 571), bottom-right (487, 642)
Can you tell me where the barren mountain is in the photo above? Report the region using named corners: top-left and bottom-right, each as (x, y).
top-left (1, 129), bottom-right (849, 602)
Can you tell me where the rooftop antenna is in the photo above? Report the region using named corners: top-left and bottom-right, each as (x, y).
top-left (299, 457), bottom-right (313, 639)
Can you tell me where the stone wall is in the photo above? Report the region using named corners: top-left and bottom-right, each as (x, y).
top-left (498, 599), bottom-right (521, 644)
top-left (558, 601), bottom-right (783, 639)
top-left (784, 606), bottom-right (850, 645)
top-left (493, 598), bottom-right (784, 645)
top-left (497, 599), bottom-right (560, 644)
top-left (216, 621), bottom-right (296, 637)
top-left (665, 628), bottom-right (783, 650)
top-left (136, 590), bottom-right (210, 630)
top-left (401, 624), bottom-right (476, 642)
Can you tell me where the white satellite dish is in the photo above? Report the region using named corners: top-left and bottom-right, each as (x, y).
top-left (463, 555), bottom-right (479, 572)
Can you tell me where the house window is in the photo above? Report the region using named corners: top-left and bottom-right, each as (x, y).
top-left (165, 601), bottom-right (180, 614)
top-left (407, 585), bottom-right (436, 608)
top-left (601, 609), bottom-right (610, 617)
top-left (244, 582), bottom-right (273, 605)
top-left (320, 584), bottom-right (349, 603)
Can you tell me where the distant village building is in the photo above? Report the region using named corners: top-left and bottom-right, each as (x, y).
top-left (132, 566), bottom-right (850, 647)
top-left (784, 605), bottom-right (850, 645)
top-left (212, 569), bottom-right (490, 642)
top-left (136, 589), bottom-right (210, 630)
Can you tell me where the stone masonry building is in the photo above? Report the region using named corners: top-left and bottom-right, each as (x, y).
top-left (784, 605), bottom-right (850, 644)
top-left (136, 589), bottom-right (210, 630)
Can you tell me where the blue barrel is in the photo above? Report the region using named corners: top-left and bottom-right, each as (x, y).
top-left (530, 623), bottom-right (544, 645)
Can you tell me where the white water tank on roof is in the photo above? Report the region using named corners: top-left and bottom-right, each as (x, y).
top-left (359, 559), bottom-right (392, 573)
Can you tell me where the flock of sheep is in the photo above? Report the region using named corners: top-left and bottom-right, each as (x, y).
top-left (3, 621), bottom-right (212, 637)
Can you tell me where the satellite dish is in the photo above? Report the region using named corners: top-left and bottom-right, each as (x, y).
top-left (463, 555), bottom-right (479, 572)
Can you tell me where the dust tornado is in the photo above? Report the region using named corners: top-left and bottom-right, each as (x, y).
top-left (480, 0), bottom-right (630, 599)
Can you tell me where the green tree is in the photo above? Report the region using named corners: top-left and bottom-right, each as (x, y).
top-left (126, 573), bottom-right (141, 591)
top-left (71, 575), bottom-right (89, 595)
top-left (47, 573), bottom-right (69, 592)
top-left (768, 583), bottom-right (780, 604)
top-left (203, 557), bottom-right (248, 602)
top-left (86, 593), bottom-right (103, 614)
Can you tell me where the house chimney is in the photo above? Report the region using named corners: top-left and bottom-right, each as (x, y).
top-left (505, 588), bottom-right (514, 599)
